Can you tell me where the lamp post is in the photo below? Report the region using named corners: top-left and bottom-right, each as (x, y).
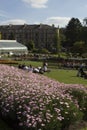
top-left (0, 32), bottom-right (2, 40)
top-left (57, 25), bottom-right (60, 58)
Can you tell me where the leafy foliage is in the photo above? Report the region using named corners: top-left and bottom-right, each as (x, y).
top-left (26, 40), bottom-right (35, 51)
top-left (65, 18), bottom-right (82, 48)
top-left (71, 41), bottom-right (86, 56)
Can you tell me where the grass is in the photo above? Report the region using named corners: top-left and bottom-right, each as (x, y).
top-left (16, 60), bottom-right (87, 86)
top-left (81, 128), bottom-right (87, 130)
top-left (45, 69), bottom-right (87, 86)
top-left (17, 60), bottom-right (42, 67)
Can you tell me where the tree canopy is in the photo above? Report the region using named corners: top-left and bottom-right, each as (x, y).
top-left (65, 18), bottom-right (82, 48)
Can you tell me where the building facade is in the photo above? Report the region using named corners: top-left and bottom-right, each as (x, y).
top-left (0, 24), bottom-right (57, 51)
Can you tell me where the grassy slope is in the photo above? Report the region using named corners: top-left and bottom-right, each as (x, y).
top-left (81, 128), bottom-right (87, 130)
top-left (17, 60), bottom-right (87, 85)
top-left (45, 69), bottom-right (87, 86)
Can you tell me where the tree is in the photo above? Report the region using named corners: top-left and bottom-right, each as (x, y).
top-left (81, 26), bottom-right (87, 44)
top-left (71, 41), bottom-right (85, 56)
top-left (26, 40), bottom-right (35, 51)
top-left (83, 17), bottom-right (87, 26)
top-left (81, 17), bottom-right (87, 44)
top-left (65, 18), bottom-right (82, 49)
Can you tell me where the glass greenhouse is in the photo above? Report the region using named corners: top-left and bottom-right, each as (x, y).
top-left (0, 40), bottom-right (28, 55)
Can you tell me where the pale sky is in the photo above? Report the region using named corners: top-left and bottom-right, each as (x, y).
top-left (0, 0), bottom-right (87, 27)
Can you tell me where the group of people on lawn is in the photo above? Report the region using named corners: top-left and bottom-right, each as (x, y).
top-left (18, 61), bottom-right (49, 74)
top-left (18, 60), bottom-right (87, 77)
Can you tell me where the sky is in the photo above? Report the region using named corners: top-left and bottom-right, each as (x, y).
top-left (0, 0), bottom-right (87, 27)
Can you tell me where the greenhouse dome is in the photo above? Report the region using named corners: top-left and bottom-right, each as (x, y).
top-left (0, 40), bottom-right (28, 55)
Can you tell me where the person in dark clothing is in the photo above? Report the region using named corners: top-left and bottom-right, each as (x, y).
top-left (77, 63), bottom-right (87, 78)
top-left (77, 63), bottom-right (84, 77)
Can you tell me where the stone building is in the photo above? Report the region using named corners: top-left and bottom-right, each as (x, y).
top-left (0, 24), bottom-right (57, 51)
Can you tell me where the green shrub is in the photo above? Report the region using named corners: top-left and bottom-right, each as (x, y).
top-left (67, 89), bottom-right (87, 121)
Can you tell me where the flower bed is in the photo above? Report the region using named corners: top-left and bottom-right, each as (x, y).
top-left (0, 60), bottom-right (18, 64)
top-left (0, 65), bottom-right (87, 130)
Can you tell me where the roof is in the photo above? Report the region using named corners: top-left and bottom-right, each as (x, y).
top-left (0, 24), bottom-right (57, 30)
top-left (0, 40), bottom-right (28, 51)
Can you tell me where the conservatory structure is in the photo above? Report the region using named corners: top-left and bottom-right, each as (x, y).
top-left (0, 40), bottom-right (28, 55)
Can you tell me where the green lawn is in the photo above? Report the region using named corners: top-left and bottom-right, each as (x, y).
top-left (17, 60), bottom-right (87, 86)
top-left (45, 69), bottom-right (87, 86)
top-left (17, 60), bottom-right (42, 67)
top-left (81, 128), bottom-right (87, 130)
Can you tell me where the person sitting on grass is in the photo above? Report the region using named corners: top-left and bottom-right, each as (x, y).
top-left (42, 61), bottom-right (48, 72)
top-left (33, 66), bottom-right (44, 74)
top-left (28, 64), bottom-right (33, 72)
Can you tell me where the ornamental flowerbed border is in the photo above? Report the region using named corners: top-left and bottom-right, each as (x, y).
top-left (0, 60), bottom-right (18, 64)
top-left (0, 65), bottom-right (87, 130)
